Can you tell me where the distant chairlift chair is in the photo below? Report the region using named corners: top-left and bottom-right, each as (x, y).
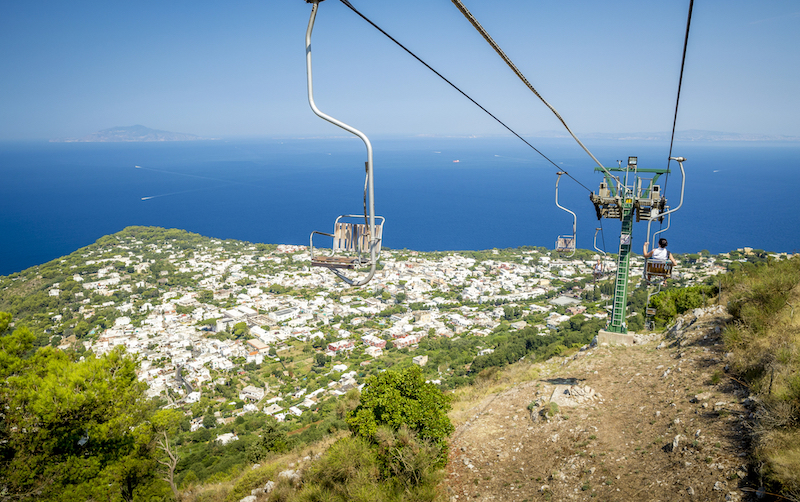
top-left (644, 205), bottom-right (675, 284)
top-left (310, 214), bottom-right (385, 270)
top-left (555, 172), bottom-right (577, 257)
top-left (643, 156), bottom-right (687, 285)
top-left (592, 227), bottom-right (606, 278)
top-left (305, 0), bottom-right (384, 286)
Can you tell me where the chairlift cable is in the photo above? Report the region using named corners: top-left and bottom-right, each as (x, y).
top-left (448, 0), bottom-right (617, 183)
top-left (664, 0), bottom-right (694, 195)
top-left (337, 0), bottom-right (593, 193)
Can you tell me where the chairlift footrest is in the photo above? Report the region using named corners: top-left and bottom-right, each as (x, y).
top-left (311, 255), bottom-right (361, 269)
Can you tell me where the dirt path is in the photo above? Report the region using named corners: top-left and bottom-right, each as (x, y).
top-left (445, 306), bottom-right (755, 502)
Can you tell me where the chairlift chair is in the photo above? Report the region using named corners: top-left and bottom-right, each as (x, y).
top-left (643, 206), bottom-right (674, 284)
top-left (555, 172), bottom-right (577, 256)
top-left (592, 227), bottom-right (606, 278)
top-left (310, 214), bottom-right (385, 270)
top-left (304, 0), bottom-right (384, 286)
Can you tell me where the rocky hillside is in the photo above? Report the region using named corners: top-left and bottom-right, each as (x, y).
top-left (445, 305), bottom-right (753, 501)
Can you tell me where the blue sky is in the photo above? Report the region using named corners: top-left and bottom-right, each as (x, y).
top-left (1, 0), bottom-right (798, 140)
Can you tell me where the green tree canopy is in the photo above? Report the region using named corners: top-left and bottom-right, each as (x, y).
top-left (0, 312), bottom-right (172, 501)
top-left (347, 365), bottom-right (453, 466)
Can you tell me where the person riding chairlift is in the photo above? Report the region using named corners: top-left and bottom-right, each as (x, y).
top-left (593, 257), bottom-right (603, 277)
top-left (643, 238), bottom-right (678, 266)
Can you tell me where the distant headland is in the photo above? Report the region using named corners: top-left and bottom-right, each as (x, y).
top-left (533, 129), bottom-right (800, 142)
top-left (50, 125), bottom-right (213, 143)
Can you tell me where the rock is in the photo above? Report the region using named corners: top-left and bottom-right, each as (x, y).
top-left (671, 435), bottom-right (682, 451)
top-left (264, 481), bottom-right (275, 493)
top-left (278, 469), bottom-right (301, 484)
top-left (714, 481), bottom-right (724, 491)
top-left (239, 496), bottom-right (257, 502)
top-left (695, 429), bottom-right (701, 437)
top-left (687, 486), bottom-right (695, 496)
top-left (539, 485), bottom-right (550, 493)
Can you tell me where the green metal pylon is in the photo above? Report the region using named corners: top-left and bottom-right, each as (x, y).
top-left (607, 188), bottom-right (634, 333)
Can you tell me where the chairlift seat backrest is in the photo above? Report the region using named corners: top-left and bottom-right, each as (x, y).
top-left (556, 236), bottom-right (575, 252)
top-left (311, 215), bottom-right (384, 269)
top-left (646, 260), bottom-right (672, 278)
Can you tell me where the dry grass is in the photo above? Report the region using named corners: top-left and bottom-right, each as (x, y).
top-left (448, 358), bottom-right (546, 425)
top-left (722, 257), bottom-right (800, 497)
top-left (179, 433), bottom-right (347, 502)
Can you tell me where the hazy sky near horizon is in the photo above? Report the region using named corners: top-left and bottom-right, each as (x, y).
top-left (1, 1), bottom-right (798, 141)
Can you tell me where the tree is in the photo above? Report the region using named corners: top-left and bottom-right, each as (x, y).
top-left (315, 352), bottom-right (329, 367)
top-left (232, 321), bottom-right (249, 339)
top-left (197, 289), bottom-right (214, 303)
top-left (347, 365), bottom-right (454, 466)
top-left (202, 414), bottom-right (217, 429)
top-left (153, 410), bottom-right (182, 501)
top-left (245, 422), bottom-right (290, 463)
top-left (0, 312), bottom-right (163, 501)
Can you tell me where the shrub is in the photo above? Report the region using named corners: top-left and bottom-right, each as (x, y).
top-left (721, 256), bottom-right (800, 498)
top-left (347, 365), bottom-right (454, 467)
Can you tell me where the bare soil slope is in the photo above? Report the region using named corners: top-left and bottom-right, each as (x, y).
top-left (445, 306), bottom-right (755, 501)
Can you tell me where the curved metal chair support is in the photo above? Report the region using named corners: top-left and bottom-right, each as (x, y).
top-left (305, 0), bottom-right (381, 286)
top-left (592, 227), bottom-right (606, 277)
top-left (643, 157), bottom-right (685, 284)
top-left (555, 172), bottom-right (577, 257)
top-left (645, 157), bottom-right (685, 248)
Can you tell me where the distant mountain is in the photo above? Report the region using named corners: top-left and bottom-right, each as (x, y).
top-left (534, 129), bottom-right (800, 142)
top-left (51, 125), bottom-right (210, 143)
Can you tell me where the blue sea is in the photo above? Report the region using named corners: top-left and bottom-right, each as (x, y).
top-left (1, 137), bottom-right (799, 276)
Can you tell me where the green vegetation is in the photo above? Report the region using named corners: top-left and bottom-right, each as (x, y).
top-left (470, 317), bottom-right (601, 375)
top-left (648, 283), bottom-right (718, 328)
top-left (722, 256), bottom-right (800, 498)
top-left (348, 365), bottom-right (454, 466)
top-left (0, 311), bottom-right (179, 501)
top-left (226, 366), bottom-right (452, 502)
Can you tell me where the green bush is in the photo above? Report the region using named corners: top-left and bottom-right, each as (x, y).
top-left (649, 284), bottom-right (717, 327)
top-left (226, 462), bottom-right (282, 502)
top-left (347, 365), bottom-right (454, 467)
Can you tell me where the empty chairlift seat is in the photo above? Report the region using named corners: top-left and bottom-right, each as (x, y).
top-left (555, 236), bottom-right (576, 253)
top-left (310, 215), bottom-right (385, 269)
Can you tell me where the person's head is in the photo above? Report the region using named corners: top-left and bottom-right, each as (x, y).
top-left (658, 238), bottom-right (668, 248)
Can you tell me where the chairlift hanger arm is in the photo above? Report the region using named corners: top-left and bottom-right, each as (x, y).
top-left (645, 157), bottom-right (685, 243)
top-left (305, 0), bottom-right (378, 287)
top-left (555, 172), bottom-right (577, 257)
top-left (593, 227), bottom-right (605, 256)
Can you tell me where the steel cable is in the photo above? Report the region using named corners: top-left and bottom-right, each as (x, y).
top-left (337, 0), bottom-right (594, 193)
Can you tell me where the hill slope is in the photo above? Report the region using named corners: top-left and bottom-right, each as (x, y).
top-left (445, 306), bottom-right (750, 501)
